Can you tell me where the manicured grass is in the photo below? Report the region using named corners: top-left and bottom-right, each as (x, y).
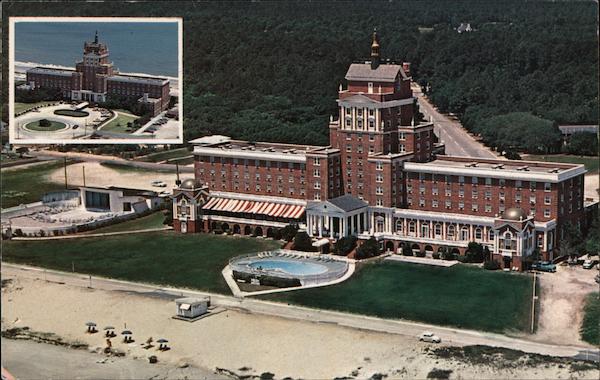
top-left (14, 101), bottom-right (56, 114)
top-left (1, 160), bottom-right (73, 209)
top-left (580, 292), bottom-right (599, 345)
top-left (101, 112), bottom-right (139, 133)
top-left (84, 211), bottom-right (166, 234)
top-left (24, 120), bottom-right (67, 131)
top-left (137, 148), bottom-right (191, 163)
top-left (2, 232), bottom-right (281, 294)
top-left (260, 261), bottom-right (534, 333)
top-left (525, 154), bottom-right (599, 173)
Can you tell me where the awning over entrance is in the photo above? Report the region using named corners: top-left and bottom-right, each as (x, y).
top-left (202, 197), bottom-right (305, 219)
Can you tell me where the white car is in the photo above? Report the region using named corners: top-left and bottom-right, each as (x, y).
top-left (150, 180), bottom-right (167, 188)
top-left (419, 331), bottom-right (441, 343)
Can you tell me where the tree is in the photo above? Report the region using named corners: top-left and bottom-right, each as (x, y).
top-left (466, 242), bottom-right (485, 263)
top-left (334, 236), bottom-right (357, 256)
top-left (565, 132), bottom-right (599, 156)
top-left (38, 119), bottom-right (51, 128)
top-left (292, 231), bottom-right (314, 251)
top-left (402, 244), bottom-right (413, 256)
top-left (560, 222), bottom-right (585, 258)
top-left (355, 237), bottom-right (380, 259)
top-left (280, 224), bottom-right (299, 242)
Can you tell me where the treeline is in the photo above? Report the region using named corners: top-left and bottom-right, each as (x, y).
top-left (2, 1), bottom-right (598, 152)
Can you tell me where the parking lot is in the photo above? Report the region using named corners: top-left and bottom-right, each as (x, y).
top-left (532, 263), bottom-right (599, 346)
top-left (133, 111), bottom-right (180, 140)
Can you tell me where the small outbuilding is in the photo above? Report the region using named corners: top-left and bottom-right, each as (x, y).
top-left (175, 297), bottom-right (209, 319)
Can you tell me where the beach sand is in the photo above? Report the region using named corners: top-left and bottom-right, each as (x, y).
top-left (2, 274), bottom-right (597, 379)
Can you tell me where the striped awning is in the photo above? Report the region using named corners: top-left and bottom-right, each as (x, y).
top-left (202, 197), bottom-right (305, 219)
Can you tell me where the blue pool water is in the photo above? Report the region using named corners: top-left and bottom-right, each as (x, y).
top-left (248, 259), bottom-right (328, 276)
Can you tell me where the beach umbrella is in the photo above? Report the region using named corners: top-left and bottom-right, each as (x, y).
top-left (85, 322), bottom-right (97, 327)
top-left (156, 338), bottom-right (168, 343)
top-left (121, 330), bottom-right (132, 335)
top-left (103, 326), bottom-right (115, 330)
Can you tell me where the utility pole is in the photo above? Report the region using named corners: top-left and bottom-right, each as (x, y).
top-left (82, 165), bottom-right (86, 187)
top-left (175, 163), bottom-right (181, 186)
top-left (64, 157), bottom-right (68, 189)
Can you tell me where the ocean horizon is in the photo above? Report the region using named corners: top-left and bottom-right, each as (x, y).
top-left (14, 21), bottom-right (179, 77)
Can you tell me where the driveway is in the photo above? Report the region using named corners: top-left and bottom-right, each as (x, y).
top-left (531, 264), bottom-right (599, 346)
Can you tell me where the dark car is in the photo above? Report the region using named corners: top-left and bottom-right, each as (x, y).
top-left (531, 261), bottom-right (556, 273)
top-left (72, 125), bottom-right (79, 130)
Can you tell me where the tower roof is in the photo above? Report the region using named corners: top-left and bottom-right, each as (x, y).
top-left (345, 63), bottom-right (404, 82)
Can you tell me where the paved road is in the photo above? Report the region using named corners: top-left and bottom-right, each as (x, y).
top-left (3, 263), bottom-right (598, 362)
top-left (413, 85), bottom-right (501, 159)
top-left (29, 149), bottom-right (194, 173)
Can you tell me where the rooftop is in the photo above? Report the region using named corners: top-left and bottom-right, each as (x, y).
top-left (108, 74), bottom-right (169, 86)
top-left (345, 62), bottom-right (408, 83)
top-left (192, 136), bottom-right (336, 162)
top-left (327, 195), bottom-right (368, 212)
top-left (27, 67), bottom-right (74, 77)
top-left (404, 155), bottom-right (586, 182)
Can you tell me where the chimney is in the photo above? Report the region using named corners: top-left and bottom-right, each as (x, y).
top-left (402, 62), bottom-right (411, 76)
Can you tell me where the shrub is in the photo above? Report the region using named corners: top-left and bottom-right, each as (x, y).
top-left (441, 247), bottom-right (455, 260)
top-left (163, 209), bottom-right (173, 226)
top-left (335, 236), bottom-right (357, 256)
top-left (402, 245), bottom-right (413, 256)
top-left (483, 260), bottom-right (501, 270)
top-left (292, 231), bottom-right (314, 251)
top-left (415, 250), bottom-right (426, 257)
top-left (432, 252), bottom-right (440, 259)
top-left (259, 275), bottom-right (301, 288)
top-left (356, 237), bottom-right (380, 259)
top-left (38, 119), bottom-right (51, 128)
top-left (455, 255), bottom-right (468, 263)
top-left (272, 228), bottom-right (282, 241)
top-left (465, 242), bottom-right (485, 263)
top-left (426, 368), bottom-right (453, 379)
top-left (280, 224), bottom-right (299, 242)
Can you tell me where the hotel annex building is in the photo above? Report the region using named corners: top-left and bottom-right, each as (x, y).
top-left (25, 32), bottom-right (170, 116)
top-left (173, 32), bottom-right (588, 270)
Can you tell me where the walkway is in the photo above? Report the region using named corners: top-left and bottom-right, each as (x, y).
top-left (385, 255), bottom-right (458, 267)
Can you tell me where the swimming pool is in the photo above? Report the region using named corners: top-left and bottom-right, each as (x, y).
top-left (248, 259), bottom-right (328, 276)
top-left (229, 250), bottom-right (349, 285)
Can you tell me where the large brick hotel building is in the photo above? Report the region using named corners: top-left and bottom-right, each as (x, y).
top-left (25, 32), bottom-right (170, 115)
top-left (173, 32), bottom-right (588, 270)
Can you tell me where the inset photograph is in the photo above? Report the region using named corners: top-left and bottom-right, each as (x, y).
top-left (9, 17), bottom-right (183, 144)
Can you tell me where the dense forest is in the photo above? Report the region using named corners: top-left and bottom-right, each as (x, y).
top-left (2, 1), bottom-right (598, 152)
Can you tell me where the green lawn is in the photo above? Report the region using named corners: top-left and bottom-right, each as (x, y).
top-left (100, 162), bottom-right (176, 173)
top-left (260, 261), bottom-right (534, 333)
top-left (84, 211), bottom-right (166, 234)
top-left (14, 101), bottom-right (56, 115)
top-left (24, 120), bottom-right (67, 131)
top-left (580, 292), bottom-right (599, 345)
top-left (137, 148), bottom-right (192, 163)
top-left (2, 232), bottom-right (281, 294)
top-left (525, 154), bottom-right (599, 173)
top-left (101, 112), bottom-right (139, 133)
top-left (1, 160), bottom-right (73, 209)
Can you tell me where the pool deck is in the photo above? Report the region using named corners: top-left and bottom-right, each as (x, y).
top-left (223, 252), bottom-right (356, 298)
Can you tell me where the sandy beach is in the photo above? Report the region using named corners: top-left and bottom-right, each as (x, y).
top-left (2, 273), bottom-right (597, 379)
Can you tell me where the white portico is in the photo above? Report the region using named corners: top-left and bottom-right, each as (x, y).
top-left (306, 195), bottom-right (369, 239)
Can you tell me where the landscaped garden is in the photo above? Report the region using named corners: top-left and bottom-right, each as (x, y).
top-left (53, 109), bottom-right (90, 117)
top-left (24, 119), bottom-right (67, 131)
top-left (580, 292), bottom-right (599, 345)
top-left (1, 160), bottom-right (75, 208)
top-left (101, 111), bottom-right (139, 133)
top-left (260, 261), bottom-right (535, 334)
top-left (84, 211), bottom-right (167, 234)
top-left (14, 101), bottom-right (56, 115)
top-left (2, 232), bottom-right (281, 294)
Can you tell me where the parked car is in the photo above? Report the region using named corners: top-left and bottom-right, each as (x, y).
top-left (595, 275), bottom-right (600, 284)
top-left (72, 125), bottom-right (79, 130)
top-left (418, 331), bottom-right (441, 343)
top-left (583, 259), bottom-right (599, 269)
top-left (531, 261), bottom-right (557, 273)
top-left (150, 180), bottom-right (167, 188)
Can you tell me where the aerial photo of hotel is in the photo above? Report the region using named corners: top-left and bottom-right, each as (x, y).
top-left (10, 19), bottom-right (181, 144)
top-left (1, 2), bottom-right (599, 380)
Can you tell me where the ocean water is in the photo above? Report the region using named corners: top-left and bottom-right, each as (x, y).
top-left (14, 21), bottom-right (179, 77)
